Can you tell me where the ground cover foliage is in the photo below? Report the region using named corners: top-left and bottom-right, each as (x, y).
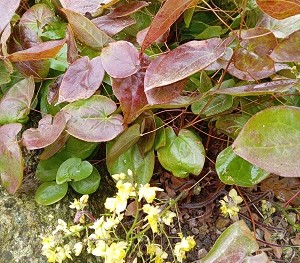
top-left (0, 0), bottom-right (300, 262)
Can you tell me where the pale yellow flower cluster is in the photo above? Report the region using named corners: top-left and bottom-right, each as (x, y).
top-left (41, 169), bottom-right (196, 263)
top-left (174, 234), bottom-right (196, 262)
top-left (219, 189), bottom-right (243, 218)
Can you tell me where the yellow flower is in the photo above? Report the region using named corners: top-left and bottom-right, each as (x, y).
top-left (220, 189), bottom-right (243, 218)
top-left (73, 242), bottom-right (83, 256)
top-left (52, 219), bottom-right (70, 235)
top-left (146, 243), bottom-right (168, 263)
top-left (69, 224), bottom-right (83, 237)
top-left (161, 211), bottom-right (176, 226)
top-left (104, 241), bottom-right (127, 263)
top-left (143, 204), bottom-right (160, 233)
top-left (41, 235), bottom-right (56, 250)
top-left (112, 172), bottom-right (126, 181)
top-left (138, 184), bottom-right (163, 203)
top-left (91, 240), bottom-right (107, 257)
top-left (55, 244), bottom-right (72, 263)
top-left (116, 181), bottom-right (135, 200)
top-left (90, 217), bottom-right (111, 240)
top-left (69, 195), bottom-right (89, 210)
top-left (105, 196), bottom-right (128, 214)
top-left (42, 248), bottom-right (57, 262)
top-left (174, 235), bottom-right (196, 262)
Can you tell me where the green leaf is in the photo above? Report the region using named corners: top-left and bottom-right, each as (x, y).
top-left (62, 95), bottom-right (124, 142)
top-left (216, 146), bottom-right (270, 187)
top-left (64, 136), bottom-right (98, 160)
top-left (35, 181), bottom-right (68, 205)
top-left (154, 116), bottom-right (166, 150)
top-left (0, 61), bottom-right (11, 85)
top-left (70, 167), bottom-right (101, 194)
top-left (107, 123), bottom-right (141, 164)
top-left (233, 106), bottom-right (300, 177)
top-left (36, 151), bottom-right (70, 182)
top-left (0, 76), bottom-right (35, 124)
top-left (201, 220), bottom-right (259, 262)
top-left (157, 128), bottom-right (205, 178)
top-left (195, 26), bottom-right (225, 40)
top-left (56, 157), bottom-right (93, 184)
top-left (107, 144), bottom-right (155, 185)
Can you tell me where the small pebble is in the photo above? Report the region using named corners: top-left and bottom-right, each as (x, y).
top-left (191, 227), bottom-right (199, 235)
top-left (198, 248), bottom-right (208, 259)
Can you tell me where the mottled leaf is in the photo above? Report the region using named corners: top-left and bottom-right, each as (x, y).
top-left (7, 39), bottom-right (65, 62)
top-left (62, 95), bottom-right (124, 142)
top-left (19, 3), bottom-right (55, 33)
top-left (270, 30), bottom-right (300, 62)
top-left (107, 123), bottom-right (141, 164)
top-left (35, 181), bottom-right (68, 205)
top-left (108, 1), bottom-right (148, 18)
top-left (141, 0), bottom-right (198, 53)
top-left (0, 77), bottom-right (35, 124)
top-left (61, 8), bottom-right (113, 49)
top-left (0, 61), bottom-right (11, 85)
top-left (214, 79), bottom-right (300, 96)
top-left (111, 72), bottom-right (148, 123)
top-left (0, 123), bottom-right (23, 194)
top-left (1, 24), bottom-right (12, 57)
top-left (101, 41), bottom-right (140, 78)
top-left (233, 106), bottom-right (300, 177)
top-left (216, 146), bottom-right (270, 187)
top-left (0, 0), bottom-right (20, 34)
top-left (22, 111), bottom-right (70, 150)
top-left (56, 157), bottom-right (93, 184)
top-left (157, 128), bottom-right (205, 178)
top-left (256, 0), bottom-right (300, 20)
top-left (201, 220), bottom-right (259, 263)
top-left (58, 56), bottom-right (105, 103)
top-left (107, 144), bottom-right (155, 185)
top-left (257, 13), bottom-right (300, 38)
top-left (144, 38), bottom-right (226, 90)
top-left (92, 15), bottom-right (135, 36)
top-left (8, 25), bottom-right (50, 78)
top-left (146, 79), bottom-right (188, 105)
top-left (244, 252), bottom-right (270, 263)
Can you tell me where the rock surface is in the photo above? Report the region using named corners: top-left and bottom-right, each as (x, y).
top-left (0, 181), bottom-right (113, 263)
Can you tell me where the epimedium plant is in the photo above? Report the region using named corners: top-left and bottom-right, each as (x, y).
top-left (1, 0), bottom-right (300, 262)
top-left (0, 0), bottom-right (299, 209)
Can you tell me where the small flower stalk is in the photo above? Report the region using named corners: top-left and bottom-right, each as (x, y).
top-left (41, 170), bottom-right (196, 263)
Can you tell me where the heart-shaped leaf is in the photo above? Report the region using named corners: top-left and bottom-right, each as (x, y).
top-left (270, 30), bottom-right (300, 62)
top-left (157, 128), bottom-right (205, 178)
top-left (19, 3), bottom-right (55, 34)
top-left (233, 106), bottom-right (300, 177)
top-left (70, 167), bottom-right (101, 194)
top-left (59, 0), bottom-right (100, 14)
top-left (107, 144), bottom-right (155, 185)
top-left (0, 0), bottom-right (20, 34)
top-left (0, 77), bottom-right (35, 124)
top-left (141, 0), bottom-right (198, 53)
top-left (22, 111), bottom-right (70, 150)
top-left (201, 220), bottom-right (259, 263)
top-left (61, 8), bottom-right (113, 49)
top-left (256, 0), bottom-right (300, 20)
top-left (62, 95), bottom-right (124, 142)
top-left (8, 24), bottom-right (50, 78)
top-left (0, 123), bottom-right (23, 194)
top-left (111, 72), bottom-right (148, 123)
top-left (144, 38), bottom-right (226, 90)
top-left (56, 157), bottom-right (93, 184)
top-left (216, 146), bottom-right (270, 187)
top-left (101, 41), bottom-right (140, 78)
top-left (35, 181), bottom-right (68, 205)
top-left (7, 39), bottom-right (65, 62)
top-left (57, 56), bottom-right (105, 103)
